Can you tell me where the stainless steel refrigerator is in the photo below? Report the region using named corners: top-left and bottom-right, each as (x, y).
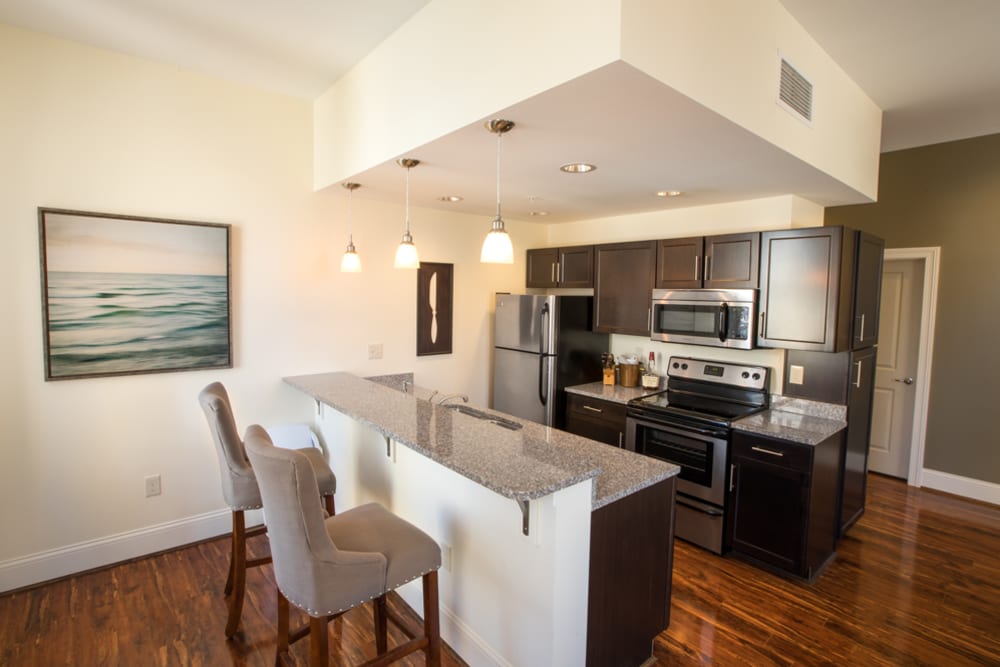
top-left (492, 294), bottom-right (609, 428)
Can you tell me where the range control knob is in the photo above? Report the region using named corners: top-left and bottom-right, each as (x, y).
top-left (752, 373), bottom-right (761, 380)
top-left (672, 362), bottom-right (679, 369)
top-left (681, 363), bottom-right (688, 370)
top-left (741, 371), bottom-right (750, 379)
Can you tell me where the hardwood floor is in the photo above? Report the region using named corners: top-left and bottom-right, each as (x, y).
top-left (1, 473), bottom-right (997, 666)
top-left (656, 473), bottom-right (1000, 666)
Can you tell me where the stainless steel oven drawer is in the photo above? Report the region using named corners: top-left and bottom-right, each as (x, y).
top-left (675, 495), bottom-right (725, 554)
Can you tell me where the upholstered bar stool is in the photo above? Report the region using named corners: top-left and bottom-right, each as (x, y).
top-left (244, 424), bottom-right (442, 667)
top-left (199, 382), bottom-right (338, 638)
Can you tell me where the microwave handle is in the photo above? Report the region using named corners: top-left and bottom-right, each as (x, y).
top-left (718, 303), bottom-right (728, 342)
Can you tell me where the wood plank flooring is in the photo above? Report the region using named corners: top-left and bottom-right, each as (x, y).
top-left (1, 473), bottom-right (997, 666)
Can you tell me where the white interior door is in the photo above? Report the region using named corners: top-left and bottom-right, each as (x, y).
top-left (870, 259), bottom-right (923, 478)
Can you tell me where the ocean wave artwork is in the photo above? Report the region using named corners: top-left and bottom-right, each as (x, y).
top-left (45, 271), bottom-right (231, 377)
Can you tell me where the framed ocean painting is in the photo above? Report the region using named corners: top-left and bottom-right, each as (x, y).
top-left (38, 208), bottom-right (232, 380)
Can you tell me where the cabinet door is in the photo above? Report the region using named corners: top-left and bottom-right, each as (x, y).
top-left (704, 232), bottom-right (759, 289)
top-left (594, 241), bottom-right (657, 335)
top-left (526, 248), bottom-right (558, 288)
top-left (559, 246), bottom-right (594, 287)
top-left (758, 227), bottom-right (844, 351)
top-left (841, 346), bottom-right (877, 534)
top-left (852, 232), bottom-right (885, 349)
top-left (565, 394), bottom-right (627, 447)
top-left (655, 237), bottom-right (703, 289)
top-left (730, 453), bottom-right (809, 574)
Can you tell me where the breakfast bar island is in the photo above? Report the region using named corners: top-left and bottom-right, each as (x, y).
top-left (283, 372), bottom-right (679, 667)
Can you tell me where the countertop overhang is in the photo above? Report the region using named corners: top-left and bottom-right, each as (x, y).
top-left (284, 372), bottom-right (678, 510)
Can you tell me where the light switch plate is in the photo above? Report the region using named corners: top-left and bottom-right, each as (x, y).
top-left (367, 343), bottom-right (383, 360)
top-left (789, 364), bottom-right (805, 385)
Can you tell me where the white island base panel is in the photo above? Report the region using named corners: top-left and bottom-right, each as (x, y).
top-left (316, 403), bottom-right (593, 667)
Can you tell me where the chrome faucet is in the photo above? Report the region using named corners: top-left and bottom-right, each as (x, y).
top-left (402, 380), bottom-right (410, 394)
top-left (436, 393), bottom-right (469, 405)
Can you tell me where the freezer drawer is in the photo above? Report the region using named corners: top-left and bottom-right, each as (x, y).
top-left (492, 347), bottom-right (556, 426)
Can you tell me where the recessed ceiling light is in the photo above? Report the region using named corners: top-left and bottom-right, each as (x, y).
top-left (560, 163), bottom-right (596, 174)
top-left (438, 195), bottom-right (463, 202)
top-left (656, 190), bottom-right (683, 197)
top-left (530, 211), bottom-right (549, 217)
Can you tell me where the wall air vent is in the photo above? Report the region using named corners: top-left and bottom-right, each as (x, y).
top-left (778, 57), bottom-right (813, 123)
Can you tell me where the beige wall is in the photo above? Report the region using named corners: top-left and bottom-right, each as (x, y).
top-left (825, 133), bottom-right (1000, 485)
top-left (0, 23), bottom-right (537, 584)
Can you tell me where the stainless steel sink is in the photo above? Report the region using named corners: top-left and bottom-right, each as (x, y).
top-left (444, 404), bottom-right (523, 430)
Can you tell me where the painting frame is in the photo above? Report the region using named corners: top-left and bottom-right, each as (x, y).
top-left (416, 262), bottom-right (453, 356)
top-left (38, 207), bottom-right (233, 381)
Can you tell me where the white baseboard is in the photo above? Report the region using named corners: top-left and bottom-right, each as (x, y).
top-left (921, 469), bottom-right (1000, 506)
top-left (0, 508), bottom-right (263, 594)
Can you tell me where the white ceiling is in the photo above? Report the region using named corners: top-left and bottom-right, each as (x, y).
top-left (2, 0), bottom-right (998, 222)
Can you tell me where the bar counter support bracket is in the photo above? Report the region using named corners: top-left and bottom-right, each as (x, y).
top-left (517, 499), bottom-right (530, 536)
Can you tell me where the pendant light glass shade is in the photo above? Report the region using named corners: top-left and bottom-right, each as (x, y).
top-left (481, 120), bottom-right (515, 264)
top-left (340, 182), bottom-right (362, 272)
top-left (394, 158), bottom-right (421, 269)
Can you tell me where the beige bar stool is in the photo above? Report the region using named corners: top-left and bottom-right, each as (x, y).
top-left (244, 424), bottom-right (442, 667)
top-left (199, 382), bottom-right (338, 638)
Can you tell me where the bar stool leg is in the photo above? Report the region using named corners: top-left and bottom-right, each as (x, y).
top-left (225, 510), bottom-right (248, 638)
top-left (310, 615), bottom-right (330, 667)
top-left (323, 494), bottom-right (335, 516)
top-left (373, 595), bottom-right (388, 655)
top-left (423, 571), bottom-right (441, 666)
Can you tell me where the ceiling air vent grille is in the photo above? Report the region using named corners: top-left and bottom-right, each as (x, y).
top-left (778, 58), bottom-right (813, 122)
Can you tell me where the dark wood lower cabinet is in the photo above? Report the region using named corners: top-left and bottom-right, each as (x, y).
top-left (565, 393), bottom-right (627, 447)
top-left (588, 477), bottom-right (676, 667)
top-left (728, 431), bottom-right (842, 581)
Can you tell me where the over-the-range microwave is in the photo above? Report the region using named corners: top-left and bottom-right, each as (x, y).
top-left (650, 288), bottom-right (757, 349)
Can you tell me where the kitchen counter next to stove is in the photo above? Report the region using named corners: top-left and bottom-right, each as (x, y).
top-left (565, 381), bottom-right (661, 405)
top-left (733, 409), bottom-right (846, 446)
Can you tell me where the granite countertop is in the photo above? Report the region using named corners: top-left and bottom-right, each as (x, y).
top-left (565, 381), bottom-right (662, 405)
top-left (733, 410), bottom-right (846, 445)
top-left (284, 372), bottom-right (678, 510)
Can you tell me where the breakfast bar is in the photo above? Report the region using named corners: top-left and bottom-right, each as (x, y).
top-left (283, 371), bottom-right (679, 666)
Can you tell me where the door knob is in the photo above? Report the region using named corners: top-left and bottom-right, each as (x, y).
top-left (894, 377), bottom-right (914, 385)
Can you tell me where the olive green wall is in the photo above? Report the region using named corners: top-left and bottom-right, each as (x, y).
top-left (825, 133), bottom-right (1000, 485)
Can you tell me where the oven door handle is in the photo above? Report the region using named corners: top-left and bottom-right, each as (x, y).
top-left (627, 414), bottom-right (728, 440)
top-left (718, 303), bottom-right (729, 342)
top-left (676, 497), bottom-right (724, 517)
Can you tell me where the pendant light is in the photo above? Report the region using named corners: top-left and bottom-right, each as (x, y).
top-left (481, 119), bottom-right (515, 264)
top-left (394, 158), bottom-right (421, 269)
top-left (339, 182), bottom-right (362, 273)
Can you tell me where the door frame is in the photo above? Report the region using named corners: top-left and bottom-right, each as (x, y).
top-left (883, 247), bottom-right (940, 487)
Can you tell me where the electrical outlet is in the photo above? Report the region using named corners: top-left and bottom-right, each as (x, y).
top-left (441, 543), bottom-right (453, 572)
top-left (368, 343), bottom-right (383, 360)
top-left (789, 365), bottom-right (805, 385)
top-left (144, 474), bottom-right (162, 497)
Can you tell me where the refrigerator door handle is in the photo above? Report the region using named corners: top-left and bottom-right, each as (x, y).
top-left (538, 354), bottom-right (548, 406)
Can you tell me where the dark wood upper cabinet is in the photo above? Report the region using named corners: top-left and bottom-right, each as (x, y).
top-left (593, 240), bottom-right (656, 335)
top-left (758, 227), bottom-right (883, 352)
top-left (851, 232), bottom-right (885, 349)
top-left (525, 246), bottom-right (593, 288)
top-left (656, 232), bottom-right (759, 289)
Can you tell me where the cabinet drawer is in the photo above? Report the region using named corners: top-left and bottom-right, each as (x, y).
top-left (732, 433), bottom-right (812, 472)
top-left (567, 394), bottom-right (627, 424)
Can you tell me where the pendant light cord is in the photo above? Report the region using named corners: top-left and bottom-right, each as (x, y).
top-left (405, 166), bottom-right (411, 234)
top-left (348, 187), bottom-right (354, 244)
top-left (496, 131), bottom-right (502, 220)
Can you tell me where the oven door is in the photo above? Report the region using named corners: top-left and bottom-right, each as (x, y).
top-left (625, 416), bottom-right (729, 507)
top-left (650, 295), bottom-right (755, 349)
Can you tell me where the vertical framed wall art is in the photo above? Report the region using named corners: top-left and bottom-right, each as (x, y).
top-left (38, 208), bottom-right (233, 380)
top-left (416, 262), bottom-right (453, 356)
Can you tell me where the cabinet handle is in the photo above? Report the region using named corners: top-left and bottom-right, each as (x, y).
top-left (551, 263), bottom-right (557, 283)
top-left (618, 432), bottom-right (623, 447)
top-left (758, 311), bottom-right (766, 338)
top-left (704, 255), bottom-right (711, 282)
top-left (729, 463), bottom-right (735, 492)
top-left (582, 405), bottom-right (604, 414)
top-left (694, 255), bottom-right (699, 280)
top-left (560, 261), bottom-right (564, 283)
top-left (859, 313), bottom-right (865, 341)
top-left (647, 307), bottom-right (652, 331)
top-left (854, 359), bottom-right (863, 388)
top-left (751, 446), bottom-right (785, 457)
